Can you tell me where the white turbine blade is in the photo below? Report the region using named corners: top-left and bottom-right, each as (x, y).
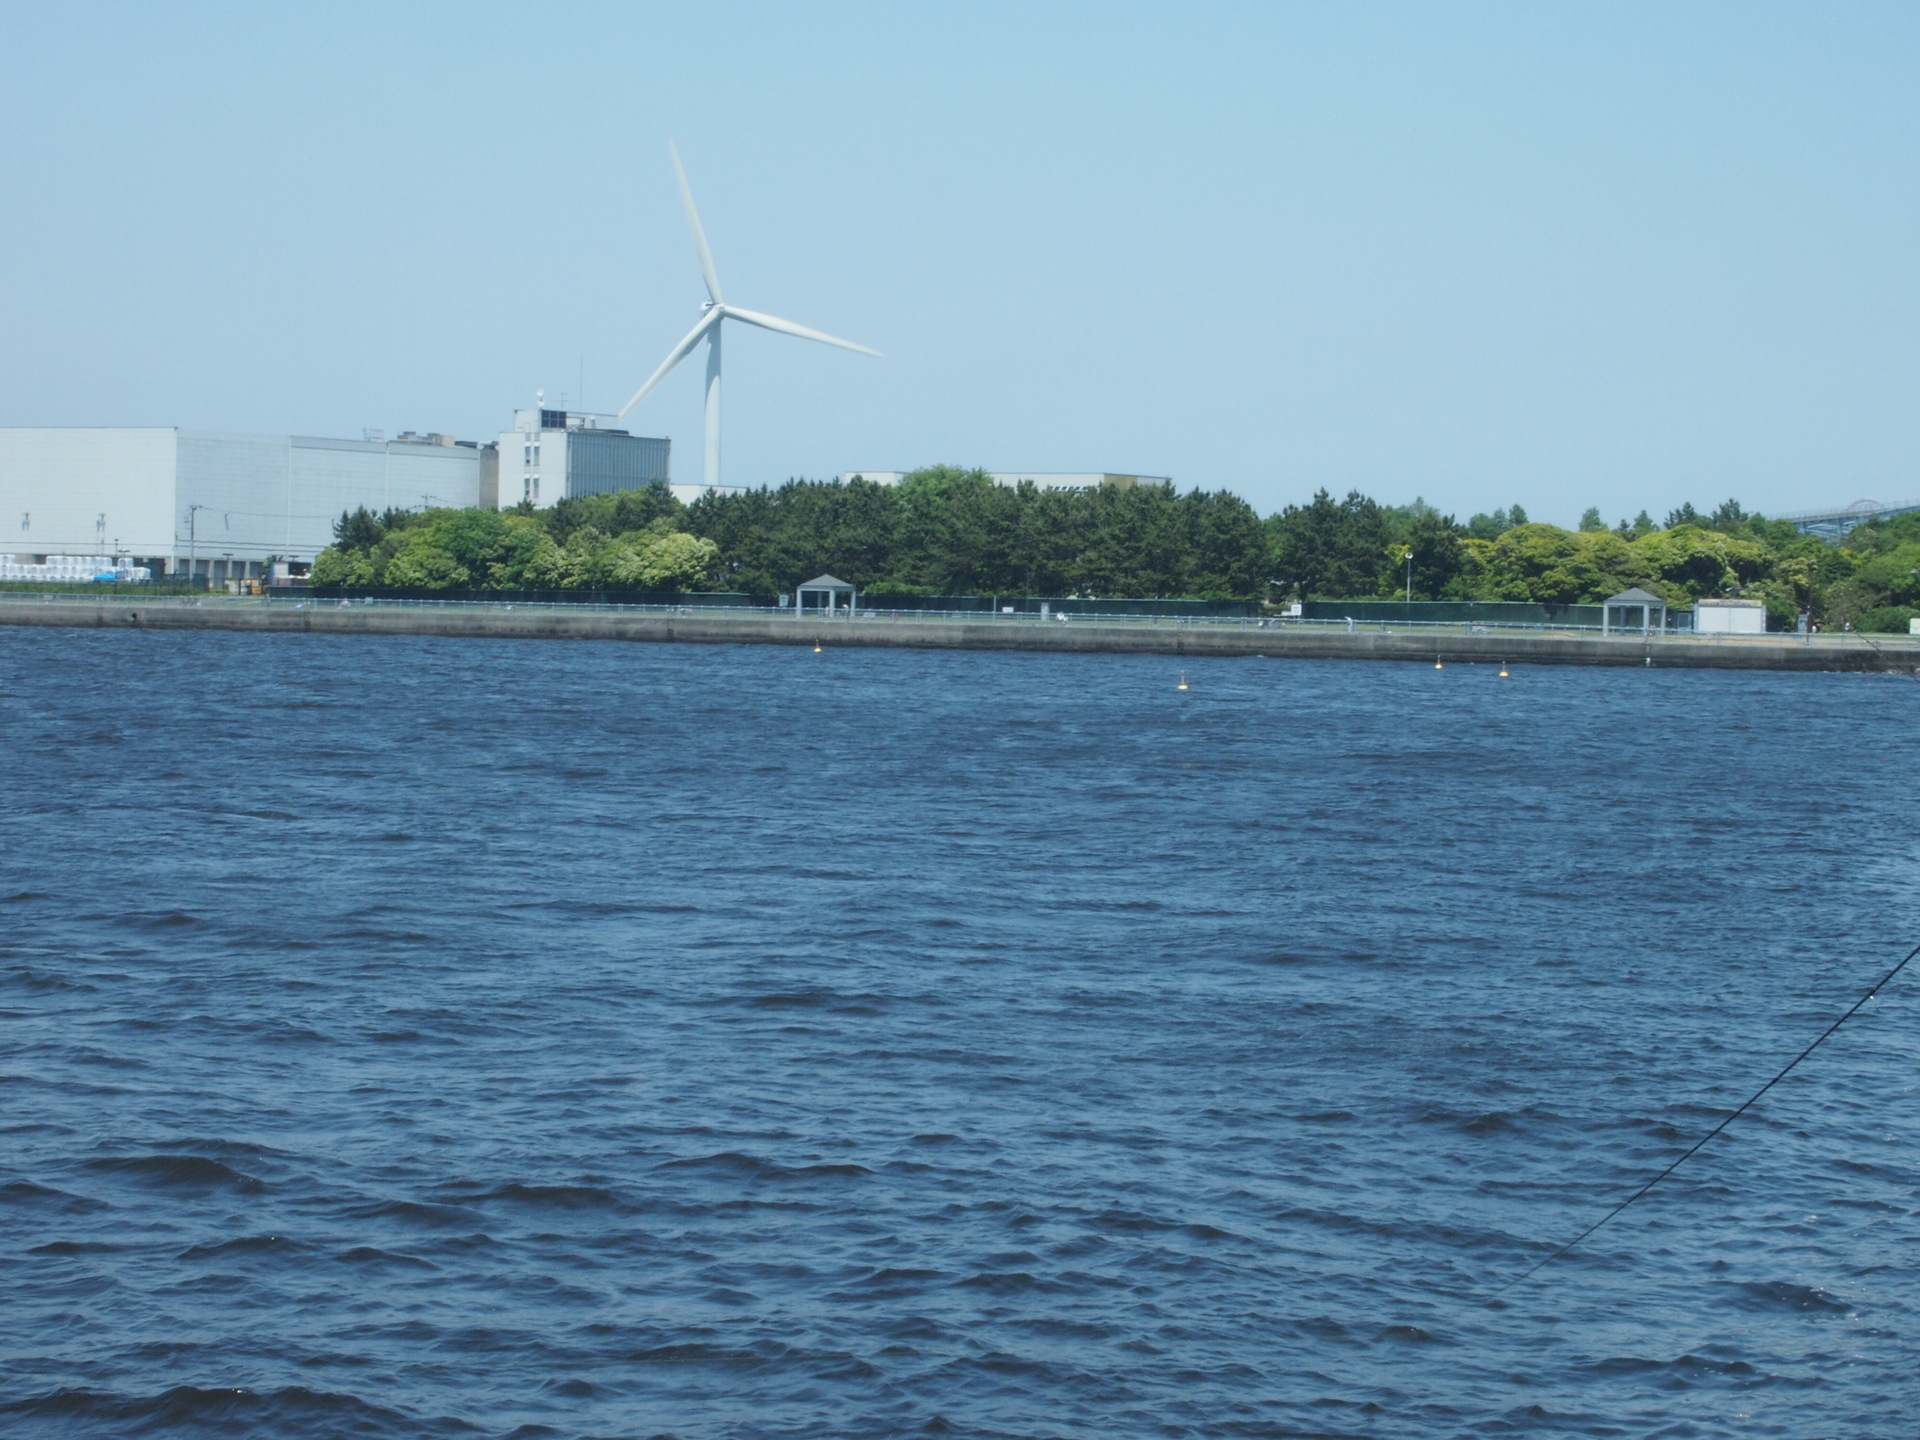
top-left (723, 305), bottom-right (882, 357)
top-left (617, 309), bottom-right (723, 419)
top-left (670, 141), bottom-right (724, 305)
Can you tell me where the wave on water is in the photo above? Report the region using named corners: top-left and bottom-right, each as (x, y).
top-left (0, 1385), bottom-right (469, 1439)
top-left (456, 1182), bottom-right (629, 1211)
top-left (83, 1155), bottom-right (266, 1193)
top-left (0, 1181), bottom-right (108, 1212)
top-left (2, 635), bottom-right (1915, 1438)
top-left (177, 1234), bottom-right (307, 1261)
top-left (654, 1152), bottom-right (875, 1183)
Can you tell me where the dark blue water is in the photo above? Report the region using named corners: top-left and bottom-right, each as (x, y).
top-left (2, 629), bottom-right (1916, 1438)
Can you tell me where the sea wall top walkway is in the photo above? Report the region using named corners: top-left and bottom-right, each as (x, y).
top-left (0, 592), bottom-right (1914, 672)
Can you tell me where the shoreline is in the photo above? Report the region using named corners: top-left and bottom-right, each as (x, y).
top-left (1, 594), bottom-right (1913, 671)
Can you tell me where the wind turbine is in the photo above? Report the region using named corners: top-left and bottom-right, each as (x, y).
top-left (618, 143), bottom-right (880, 491)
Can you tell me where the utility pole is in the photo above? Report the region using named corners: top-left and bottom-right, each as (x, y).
top-left (186, 504), bottom-right (210, 587)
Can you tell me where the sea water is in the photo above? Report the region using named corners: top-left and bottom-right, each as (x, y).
top-left (1, 628), bottom-right (1915, 1438)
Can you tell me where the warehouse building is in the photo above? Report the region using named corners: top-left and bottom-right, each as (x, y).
top-left (0, 427), bottom-right (495, 583)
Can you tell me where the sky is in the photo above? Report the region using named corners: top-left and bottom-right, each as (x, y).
top-left (1, 2), bottom-right (1916, 525)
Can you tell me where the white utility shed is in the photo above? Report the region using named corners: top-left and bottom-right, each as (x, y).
top-left (1692, 598), bottom-right (1767, 634)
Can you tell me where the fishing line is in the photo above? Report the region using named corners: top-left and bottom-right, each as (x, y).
top-left (1487, 935), bottom-right (1920, 1303)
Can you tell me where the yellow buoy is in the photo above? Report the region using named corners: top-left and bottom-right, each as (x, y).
top-left (1499, 663), bottom-right (1509, 677)
top-left (814, 644), bottom-right (822, 653)
top-left (1434, 659), bottom-right (1443, 669)
top-left (1177, 671), bottom-right (1188, 690)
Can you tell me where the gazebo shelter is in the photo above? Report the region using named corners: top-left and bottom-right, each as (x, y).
top-left (1602, 586), bottom-right (1668, 636)
top-left (795, 574), bottom-right (857, 617)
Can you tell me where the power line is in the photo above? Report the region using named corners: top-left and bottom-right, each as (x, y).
top-left (1488, 936), bottom-right (1920, 1302)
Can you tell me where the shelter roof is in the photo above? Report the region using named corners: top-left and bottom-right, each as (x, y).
top-left (1604, 587), bottom-right (1668, 605)
top-left (798, 574), bottom-right (854, 590)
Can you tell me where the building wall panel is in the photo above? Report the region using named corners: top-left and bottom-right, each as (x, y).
top-left (0, 428), bottom-right (177, 559)
top-left (566, 431), bottom-right (671, 498)
top-left (178, 432), bottom-right (483, 562)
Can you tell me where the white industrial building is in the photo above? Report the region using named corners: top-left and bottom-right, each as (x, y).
top-left (840, 471), bottom-right (1172, 491)
top-left (498, 408), bottom-right (710, 507)
top-left (0, 427), bottom-right (495, 583)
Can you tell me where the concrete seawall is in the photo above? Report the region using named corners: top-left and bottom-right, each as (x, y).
top-left (3, 595), bottom-right (1914, 671)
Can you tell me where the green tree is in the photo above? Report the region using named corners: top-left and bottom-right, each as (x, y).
top-left (1177, 488), bottom-right (1269, 599)
top-left (1825, 542), bottom-right (1920, 626)
top-left (1615, 510), bottom-right (1656, 541)
top-left (333, 506), bottom-right (385, 552)
top-left (1476, 525), bottom-right (1645, 605)
top-left (382, 526), bottom-right (471, 587)
top-left (1269, 490), bottom-right (1392, 598)
top-left (308, 547), bottom-right (373, 587)
top-left (623, 530), bottom-right (721, 589)
top-left (1399, 509), bottom-right (1469, 598)
top-left (1633, 525), bottom-right (1771, 600)
top-left (1466, 507), bottom-right (1510, 541)
top-left (1708, 498), bottom-right (1746, 530)
top-left (1665, 501), bottom-right (1702, 529)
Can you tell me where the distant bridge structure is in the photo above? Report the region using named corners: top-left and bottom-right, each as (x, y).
top-left (1775, 497), bottom-right (1920, 540)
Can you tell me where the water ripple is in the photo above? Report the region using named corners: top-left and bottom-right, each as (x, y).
top-left (0, 630), bottom-right (1915, 1437)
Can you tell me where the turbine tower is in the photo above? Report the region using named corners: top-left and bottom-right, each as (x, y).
top-left (618, 143), bottom-right (880, 491)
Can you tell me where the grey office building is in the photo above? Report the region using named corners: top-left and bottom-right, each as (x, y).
top-left (497, 409), bottom-right (671, 508)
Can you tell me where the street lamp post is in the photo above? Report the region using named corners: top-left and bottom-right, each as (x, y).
top-left (1404, 550), bottom-right (1414, 604)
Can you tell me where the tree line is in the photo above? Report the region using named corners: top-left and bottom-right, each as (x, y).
top-left (309, 486), bottom-right (720, 593)
top-left (307, 466), bottom-right (1920, 631)
top-left (311, 468), bottom-right (1266, 601)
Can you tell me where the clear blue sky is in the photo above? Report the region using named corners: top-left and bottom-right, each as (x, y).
top-left (3, 2), bottom-right (1916, 524)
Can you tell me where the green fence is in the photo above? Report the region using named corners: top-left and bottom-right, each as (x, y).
top-left (311, 587), bottom-right (768, 608)
top-left (854, 594), bottom-right (1258, 618)
top-left (1300, 600), bottom-right (1608, 627)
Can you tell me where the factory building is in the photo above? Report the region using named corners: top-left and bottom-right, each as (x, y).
top-left (498, 409), bottom-right (679, 508)
top-left (0, 427), bottom-right (493, 583)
